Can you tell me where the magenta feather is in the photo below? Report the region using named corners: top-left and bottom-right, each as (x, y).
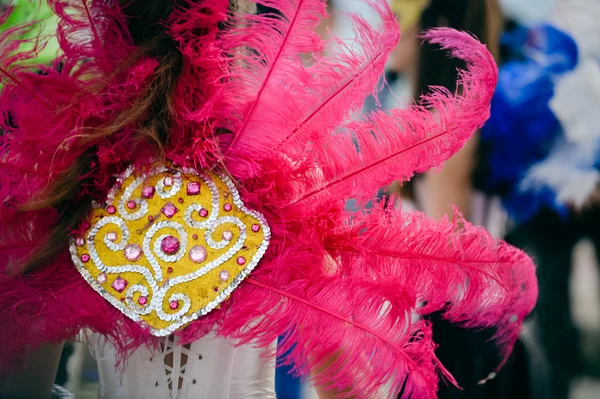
top-left (46, 0), bottom-right (131, 72)
top-left (288, 29), bottom-right (498, 203)
top-left (0, 12), bottom-right (52, 107)
top-left (222, 0), bottom-right (399, 179)
top-left (328, 202), bottom-right (537, 360)
top-left (0, 256), bottom-right (151, 376)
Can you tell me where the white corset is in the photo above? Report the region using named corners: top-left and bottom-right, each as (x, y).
top-left (89, 333), bottom-right (276, 399)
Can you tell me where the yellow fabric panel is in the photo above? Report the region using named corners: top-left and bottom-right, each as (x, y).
top-left (73, 168), bottom-right (267, 333)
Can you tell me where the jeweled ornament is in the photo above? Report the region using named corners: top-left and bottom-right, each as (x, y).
top-left (161, 202), bottom-right (178, 218)
top-left (189, 245), bottom-right (207, 263)
top-left (70, 164), bottom-right (270, 336)
top-left (96, 273), bottom-right (107, 284)
top-left (186, 182), bottom-right (200, 195)
top-left (222, 230), bottom-right (233, 241)
top-left (111, 276), bottom-right (128, 293)
top-left (161, 236), bottom-right (180, 255)
top-left (141, 185), bottom-right (155, 199)
top-left (219, 270), bottom-right (230, 281)
top-left (124, 244), bottom-right (142, 261)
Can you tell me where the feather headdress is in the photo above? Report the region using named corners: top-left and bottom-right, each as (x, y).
top-left (0, 1), bottom-right (536, 397)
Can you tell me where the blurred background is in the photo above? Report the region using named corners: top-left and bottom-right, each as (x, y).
top-left (3, 0), bottom-right (600, 398)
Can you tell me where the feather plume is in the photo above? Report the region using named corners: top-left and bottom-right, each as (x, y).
top-left (0, 254), bottom-right (153, 377)
top-left (287, 29), bottom-right (497, 203)
top-left (327, 202), bottom-right (537, 361)
top-left (46, 0), bottom-right (131, 72)
top-left (517, 137), bottom-right (600, 211)
top-left (221, 0), bottom-right (399, 179)
top-left (0, 12), bottom-right (52, 107)
top-left (183, 273), bottom-right (446, 398)
top-left (165, 0), bottom-right (232, 169)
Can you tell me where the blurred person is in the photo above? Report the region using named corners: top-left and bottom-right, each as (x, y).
top-left (480, 1), bottom-right (600, 397)
top-left (0, 1), bottom-right (537, 399)
top-left (390, 1), bottom-right (544, 399)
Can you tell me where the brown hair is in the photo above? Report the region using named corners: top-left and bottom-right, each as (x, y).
top-left (21, 0), bottom-right (247, 273)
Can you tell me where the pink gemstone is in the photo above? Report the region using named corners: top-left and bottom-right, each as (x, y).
top-left (223, 203), bottom-right (232, 212)
top-left (161, 202), bottom-right (178, 218)
top-left (163, 176), bottom-right (174, 187)
top-left (141, 185), bottom-right (155, 199)
top-left (177, 197), bottom-right (184, 203)
top-left (186, 182), bottom-right (201, 195)
top-left (96, 273), bottom-right (107, 284)
top-left (167, 267), bottom-right (173, 274)
top-left (106, 231), bottom-right (117, 242)
top-left (138, 296), bottom-right (148, 305)
top-left (124, 244), bottom-right (142, 261)
top-left (192, 234), bottom-right (198, 240)
top-left (222, 230), bottom-right (233, 241)
top-left (251, 224), bottom-right (261, 233)
top-left (75, 237), bottom-right (85, 247)
top-left (236, 256), bottom-right (246, 265)
top-left (148, 215), bottom-right (154, 221)
top-left (127, 200), bottom-right (137, 210)
top-left (199, 208), bottom-right (209, 218)
top-left (161, 235), bottom-right (180, 255)
top-left (111, 276), bottom-right (128, 293)
top-left (189, 245), bottom-right (207, 263)
top-left (219, 270), bottom-right (230, 281)
top-left (169, 300), bottom-right (179, 310)
top-left (107, 205), bottom-right (116, 214)
top-left (81, 254), bottom-right (90, 263)
top-left (213, 286), bottom-right (219, 292)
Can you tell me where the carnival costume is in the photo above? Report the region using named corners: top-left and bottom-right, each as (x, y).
top-left (0, 1), bottom-right (536, 397)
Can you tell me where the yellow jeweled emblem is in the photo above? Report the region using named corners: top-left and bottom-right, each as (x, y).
top-left (70, 165), bottom-right (270, 336)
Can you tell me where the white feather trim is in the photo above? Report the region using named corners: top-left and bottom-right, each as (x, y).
top-left (519, 137), bottom-right (600, 208)
top-left (550, 60), bottom-right (600, 143)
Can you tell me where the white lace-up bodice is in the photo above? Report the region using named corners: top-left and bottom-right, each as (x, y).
top-left (89, 333), bottom-right (276, 399)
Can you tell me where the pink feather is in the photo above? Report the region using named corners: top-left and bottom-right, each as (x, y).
top-left (46, 0), bottom-right (132, 72)
top-left (222, 0), bottom-right (399, 179)
top-left (287, 29), bottom-right (498, 203)
top-left (327, 202), bottom-right (537, 362)
top-left (0, 256), bottom-right (152, 377)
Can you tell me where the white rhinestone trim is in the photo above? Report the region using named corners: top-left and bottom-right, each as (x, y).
top-left (126, 285), bottom-right (152, 315)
